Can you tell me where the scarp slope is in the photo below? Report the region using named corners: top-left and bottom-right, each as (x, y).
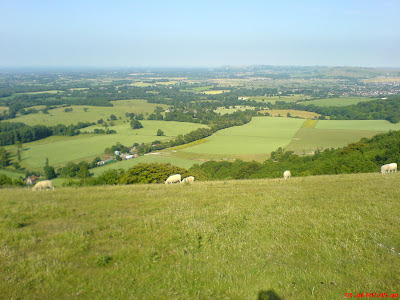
top-left (0, 172), bottom-right (399, 299)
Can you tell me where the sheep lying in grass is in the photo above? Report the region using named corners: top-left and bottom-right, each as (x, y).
top-left (165, 174), bottom-right (181, 184)
top-left (32, 180), bottom-right (55, 191)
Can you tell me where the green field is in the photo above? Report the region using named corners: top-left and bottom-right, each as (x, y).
top-left (299, 97), bottom-right (379, 107)
top-left (214, 106), bottom-right (256, 114)
top-left (0, 173), bottom-right (399, 299)
top-left (0, 169), bottom-right (26, 178)
top-left (285, 120), bottom-right (400, 154)
top-left (315, 120), bottom-right (400, 131)
top-left (180, 117), bottom-right (304, 155)
top-left (168, 118), bottom-right (400, 161)
top-left (285, 128), bottom-right (382, 154)
top-left (16, 90), bottom-right (61, 95)
top-left (6, 121), bottom-right (208, 170)
top-left (7, 100), bottom-right (167, 126)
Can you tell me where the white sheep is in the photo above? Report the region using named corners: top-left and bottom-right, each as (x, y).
top-left (165, 174), bottom-right (181, 184)
top-left (381, 163), bottom-right (397, 174)
top-left (388, 163), bottom-right (397, 172)
top-left (181, 176), bottom-right (195, 183)
top-left (32, 180), bottom-right (55, 191)
top-left (283, 170), bottom-right (291, 180)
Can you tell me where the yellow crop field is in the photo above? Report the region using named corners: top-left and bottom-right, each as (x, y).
top-left (302, 119), bottom-right (318, 128)
top-left (202, 90), bottom-right (229, 95)
top-left (261, 109), bottom-right (321, 119)
top-left (362, 77), bottom-right (400, 83)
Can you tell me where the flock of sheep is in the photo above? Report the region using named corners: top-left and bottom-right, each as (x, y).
top-left (380, 163), bottom-right (398, 174)
top-left (165, 174), bottom-right (194, 184)
top-left (30, 163), bottom-right (397, 191)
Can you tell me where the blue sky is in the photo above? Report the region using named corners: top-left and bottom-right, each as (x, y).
top-left (1, 0), bottom-right (399, 67)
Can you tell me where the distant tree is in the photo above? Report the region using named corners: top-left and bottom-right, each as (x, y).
top-left (97, 118), bottom-right (104, 124)
top-left (77, 164), bottom-right (90, 180)
top-left (44, 165), bottom-right (57, 179)
top-left (110, 114), bottom-right (117, 121)
top-left (125, 112), bottom-right (135, 119)
top-left (16, 140), bottom-right (23, 161)
top-left (64, 108), bottom-right (73, 113)
top-left (130, 120), bottom-right (143, 129)
top-left (157, 129), bottom-right (165, 136)
top-left (12, 162), bottom-right (21, 170)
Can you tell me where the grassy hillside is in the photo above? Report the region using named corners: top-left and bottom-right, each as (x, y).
top-left (0, 173), bottom-right (399, 299)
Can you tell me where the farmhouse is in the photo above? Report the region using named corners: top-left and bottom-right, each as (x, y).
top-left (97, 158), bottom-right (114, 166)
top-left (120, 153), bottom-right (137, 160)
top-left (25, 175), bottom-right (38, 185)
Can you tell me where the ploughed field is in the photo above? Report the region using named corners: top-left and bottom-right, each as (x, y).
top-left (0, 172), bottom-right (399, 299)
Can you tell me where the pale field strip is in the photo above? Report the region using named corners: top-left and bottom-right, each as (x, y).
top-left (362, 77), bottom-right (400, 83)
top-left (201, 90), bottom-right (230, 94)
top-left (260, 109), bottom-right (320, 119)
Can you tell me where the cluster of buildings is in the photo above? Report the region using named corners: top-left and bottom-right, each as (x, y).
top-left (96, 149), bottom-right (140, 166)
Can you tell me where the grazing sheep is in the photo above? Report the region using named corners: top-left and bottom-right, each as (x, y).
top-left (381, 163), bottom-right (397, 174)
top-left (165, 174), bottom-right (181, 184)
top-left (388, 163), bottom-right (397, 172)
top-left (181, 176), bottom-right (195, 183)
top-left (283, 170), bottom-right (291, 180)
top-left (381, 164), bottom-right (390, 174)
top-left (32, 180), bottom-right (55, 191)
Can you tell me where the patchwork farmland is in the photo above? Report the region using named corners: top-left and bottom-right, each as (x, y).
top-left (157, 117), bottom-right (400, 163)
top-left (7, 100), bottom-right (166, 126)
top-left (5, 121), bottom-right (208, 170)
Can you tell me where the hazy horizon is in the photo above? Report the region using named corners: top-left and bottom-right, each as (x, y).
top-left (1, 0), bottom-right (399, 68)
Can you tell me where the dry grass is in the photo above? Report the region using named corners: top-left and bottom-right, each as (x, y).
top-left (261, 110), bottom-right (321, 119)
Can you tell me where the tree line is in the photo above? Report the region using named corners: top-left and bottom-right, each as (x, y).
top-left (0, 121), bottom-right (94, 146)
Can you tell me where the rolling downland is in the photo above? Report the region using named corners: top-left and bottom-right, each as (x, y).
top-left (0, 172), bottom-right (399, 299)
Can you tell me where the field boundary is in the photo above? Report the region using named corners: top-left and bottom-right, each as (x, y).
top-left (302, 119), bottom-right (318, 128)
